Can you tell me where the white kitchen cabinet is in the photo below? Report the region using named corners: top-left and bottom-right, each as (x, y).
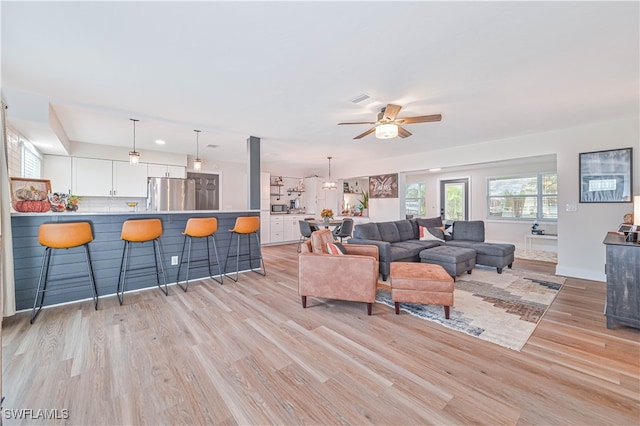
top-left (72, 158), bottom-right (113, 196)
top-left (260, 213), bottom-right (270, 244)
top-left (270, 215), bottom-right (284, 243)
top-left (260, 172), bottom-right (271, 208)
top-left (304, 177), bottom-right (325, 214)
top-left (147, 164), bottom-right (186, 178)
top-left (72, 158), bottom-right (147, 197)
top-left (112, 161), bottom-right (148, 197)
top-left (43, 155), bottom-right (72, 194)
top-left (284, 215), bottom-right (304, 242)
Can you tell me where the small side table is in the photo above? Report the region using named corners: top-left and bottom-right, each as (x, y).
top-left (524, 233), bottom-right (558, 251)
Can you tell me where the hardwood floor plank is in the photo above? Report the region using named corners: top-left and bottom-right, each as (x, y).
top-left (1, 244), bottom-right (638, 425)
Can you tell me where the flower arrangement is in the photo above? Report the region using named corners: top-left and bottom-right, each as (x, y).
top-left (320, 208), bottom-right (334, 219)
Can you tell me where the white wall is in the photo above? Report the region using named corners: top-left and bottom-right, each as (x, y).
top-left (187, 157), bottom-right (248, 211)
top-left (407, 155), bottom-right (558, 250)
top-left (331, 116), bottom-right (639, 282)
top-left (71, 141), bottom-right (187, 166)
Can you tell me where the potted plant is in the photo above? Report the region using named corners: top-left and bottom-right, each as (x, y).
top-left (358, 190), bottom-right (369, 217)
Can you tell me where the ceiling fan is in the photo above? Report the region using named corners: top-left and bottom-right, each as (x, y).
top-left (338, 104), bottom-right (442, 139)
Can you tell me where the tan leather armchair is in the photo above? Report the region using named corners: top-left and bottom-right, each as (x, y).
top-left (298, 229), bottom-right (379, 315)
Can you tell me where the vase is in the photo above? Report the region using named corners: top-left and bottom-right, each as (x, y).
top-left (66, 204), bottom-right (78, 212)
top-left (323, 217), bottom-right (330, 225)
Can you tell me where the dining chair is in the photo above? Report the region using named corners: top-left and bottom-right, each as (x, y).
top-left (333, 218), bottom-right (354, 242)
top-left (297, 220), bottom-right (313, 253)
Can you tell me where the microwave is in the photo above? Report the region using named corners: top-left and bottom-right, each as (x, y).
top-left (271, 204), bottom-right (288, 213)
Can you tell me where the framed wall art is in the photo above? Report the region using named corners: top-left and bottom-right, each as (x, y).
top-left (579, 147), bottom-right (633, 203)
top-left (369, 173), bottom-right (398, 198)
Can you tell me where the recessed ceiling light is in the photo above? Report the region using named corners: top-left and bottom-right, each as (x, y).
top-left (429, 168), bottom-right (442, 172)
top-left (206, 144), bottom-right (218, 149)
top-left (155, 139), bottom-right (165, 145)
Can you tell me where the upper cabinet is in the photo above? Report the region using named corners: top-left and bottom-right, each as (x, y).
top-left (72, 158), bottom-right (148, 197)
top-left (148, 164), bottom-right (186, 178)
top-left (43, 155), bottom-right (72, 194)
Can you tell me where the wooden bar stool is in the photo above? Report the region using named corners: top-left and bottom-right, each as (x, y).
top-left (223, 216), bottom-right (266, 282)
top-left (31, 222), bottom-right (98, 324)
top-left (176, 217), bottom-right (223, 291)
top-left (116, 218), bottom-right (168, 305)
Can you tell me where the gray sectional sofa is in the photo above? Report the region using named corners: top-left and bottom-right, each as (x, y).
top-left (347, 218), bottom-right (515, 280)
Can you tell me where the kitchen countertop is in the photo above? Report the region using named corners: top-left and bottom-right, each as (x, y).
top-left (11, 209), bottom-right (260, 216)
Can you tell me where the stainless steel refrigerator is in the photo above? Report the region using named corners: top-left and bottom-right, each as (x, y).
top-left (147, 177), bottom-right (196, 211)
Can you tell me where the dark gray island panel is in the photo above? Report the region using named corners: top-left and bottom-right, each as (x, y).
top-left (602, 233), bottom-right (640, 330)
top-left (12, 211), bottom-right (261, 310)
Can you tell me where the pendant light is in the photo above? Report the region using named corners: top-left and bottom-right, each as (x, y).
top-left (129, 118), bottom-right (140, 165)
top-left (193, 129), bottom-right (202, 171)
top-left (322, 156), bottom-right (337, 190)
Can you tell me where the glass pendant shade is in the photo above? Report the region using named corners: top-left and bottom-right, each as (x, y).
top-left (322, 156), bottom-right (337, 190)
top-left (193, 129), bottom-right (202, 170)
top-left (129, 118), bottom-right (140, 165)
top-left (375, 123), bottom-right (398, 139)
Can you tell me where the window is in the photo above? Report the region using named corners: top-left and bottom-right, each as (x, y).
top-left (405, 183), bottom-right (426, 216)
top-left (22, 140), bottom-right (42, 178)
top-left (487, 173), bottom-right (557, 220)
top-left (6, 126), bottom-right (42, 179)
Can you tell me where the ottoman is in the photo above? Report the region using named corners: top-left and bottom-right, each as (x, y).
top-left (419, 246), bottom-right (476, 279)
top-left (390, 262), bottom-right (454, 319)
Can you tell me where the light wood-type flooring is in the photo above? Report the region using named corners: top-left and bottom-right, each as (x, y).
top-left (2, 244), bottom-right (639, 425)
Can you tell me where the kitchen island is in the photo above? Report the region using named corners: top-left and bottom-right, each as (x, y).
top-left (11, 210), bottom-right (261, 310)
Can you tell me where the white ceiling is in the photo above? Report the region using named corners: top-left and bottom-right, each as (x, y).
top-left (2, 1), bottom-right (638, 173)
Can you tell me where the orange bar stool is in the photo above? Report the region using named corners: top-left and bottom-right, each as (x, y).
top-left (31, 222), bottom-right (98, 324)
top-left (116, 218), bottom-right (168, 305)
top-left (224, 216), bottom-right (266, 282)
top-left (176, 217), bottom-right (223, 291)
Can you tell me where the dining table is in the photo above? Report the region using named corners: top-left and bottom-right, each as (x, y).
top-left (308, 219), bottom-right (344, 230)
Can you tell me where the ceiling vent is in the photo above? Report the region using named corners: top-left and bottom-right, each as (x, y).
top-left (350, 93), bottom-right (371, 104)
top-left (206, 144), bottom-right (218, 149)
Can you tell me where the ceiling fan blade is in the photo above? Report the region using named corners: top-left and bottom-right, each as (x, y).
top-left (353, 127), bottom-right (376, 139)
top-left (338, 121), bottom-right (377, 125)
top-left (396, 114), bottom-right (442, 125)
top-left (397, 126), bottom-right (412, 138)
top-left (384, 104), bottom-right (402, 121)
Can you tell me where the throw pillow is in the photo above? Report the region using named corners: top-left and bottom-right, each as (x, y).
top-left (327, 242), bottom-right (347, 255)
top-left (443, 224), bottom-right (453, 241)
top-left (419, 226), bottom-right (444, 242)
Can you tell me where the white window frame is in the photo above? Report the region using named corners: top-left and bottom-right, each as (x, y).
top-left (487, 172), bottom-right (557, 221)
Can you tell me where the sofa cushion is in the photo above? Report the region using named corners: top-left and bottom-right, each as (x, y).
top-left (415, 216), bottom-right (443, 229)
top-left (446, 241), bottom-right (514, 256)
top-left (419, 226), bottom-right (445, 242)
top-left (391, 240), bottom-right (440, 261)
top-left (452, 220), bottom-right (485, 242)
top-left (395, 220), bottom-right (415, 241)
top-left (378, 222), bottom-right (402, 242)
top-left (353, 222), bottom-right (382, 241)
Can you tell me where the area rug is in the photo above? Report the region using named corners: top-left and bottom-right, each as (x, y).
top-left (376, 266), bottom-right (565, 351)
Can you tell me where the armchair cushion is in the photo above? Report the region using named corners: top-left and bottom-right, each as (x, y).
top-left (327, 242), bottom-right (347, 255)
top-left (311, 229), bottom-right (337, 254)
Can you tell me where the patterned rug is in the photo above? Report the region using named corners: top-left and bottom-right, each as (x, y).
top-left (376, 266), bottom-right (565, 351)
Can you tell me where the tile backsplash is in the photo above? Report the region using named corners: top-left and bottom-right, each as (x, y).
top-left (76, 197), bottom-right (148, 213)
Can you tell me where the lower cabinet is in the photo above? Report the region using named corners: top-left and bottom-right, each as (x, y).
top-left (268, 215), bottom-right (306, 245)
top-left (270, 215), bottom-right (284, 243)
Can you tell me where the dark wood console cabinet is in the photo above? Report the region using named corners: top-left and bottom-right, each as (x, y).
top-left (602, 233), bottom-right (640, 329)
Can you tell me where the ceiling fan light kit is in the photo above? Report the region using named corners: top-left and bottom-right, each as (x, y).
top-left (322, 156), bottom-right (337, 190)
top-left (193, 129), bottom-right (202, 171)
top-left (375, 123), bottom-right (398, 139)
top-left (339, 103), bottom-right (442, 140)
top-left (129, 118), bottom-right (140, 165)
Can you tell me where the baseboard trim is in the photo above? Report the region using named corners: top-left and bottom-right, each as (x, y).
top-left (555, 265), bottom-right (606, 283)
